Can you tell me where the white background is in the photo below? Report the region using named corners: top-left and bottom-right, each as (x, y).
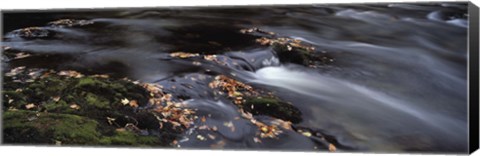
top-left (0, 0), bottom-right (479, 156)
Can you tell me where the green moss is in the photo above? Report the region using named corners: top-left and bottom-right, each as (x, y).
top-left (3, 110), bottom-right (166, 146)
top-left (244, 97), bottom-right (302, 123)
top-left (3, 110), bottom-right (101, 145)
top-left (84, 92), bottom-right (111, 109)
top-left (99, 131), bottom-right (160, 146)
top-left (75, 77), bottom-right (98, 87)
top-left (43, 100), bottom-right (70, 112)
top-left (3, 91), bottom-right (28, 108)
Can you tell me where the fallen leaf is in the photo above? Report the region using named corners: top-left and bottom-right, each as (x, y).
top-left (211, 126), bottom-right (218, 131)
top-left (70, 104), bottom-right (80, 110)
top-left (207, 134), bottom-right (216, 140)
top-left (106, 117), bottom-right (116, 125)
top-left (92, 74), bottom-right (109, 78)
top-left (210, 140), bottom-right (226, 148)
top-left (121, 98), bottom-right (129, 105)
top-left (5, 66), bottom-right (26, 77)
top-left (198, 125), bottom-right (209, 130)
top-left (329, 144), bottom-right (336, 152)
top-left (52, 96), bottom-right (61, 102)
top-left (261, 126), bottom-right (269, 133)
top-left (58, 70), bottom-right (83, 78)
top-left (301, 132), bottom-right (312, 137)
top-left (253, 137), bottom-right (262, 143)
top-left (14, 52), bottom-right (31, 59)
top-left (116, 128), bottom-right (126, 132)
top-left (129, 100), bottom-right (138, 108)
top-left (192, 61), bottom-right (202, 66)
top-left (196, 135), bottom-right (206, 141)
top-left (170, 52), bottom-right (199, 58)
top-left (25, 103), bottom-right (35, 109)
top-left (223, 121), bottom-right (235, 132)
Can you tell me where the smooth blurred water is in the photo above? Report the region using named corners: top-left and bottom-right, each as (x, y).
top-left (2, 2), bottom-right (468, 153)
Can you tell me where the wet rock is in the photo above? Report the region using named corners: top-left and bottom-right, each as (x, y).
top-left (241, 28), bottom-right (334, 67)
top-left (271, 41), bottom-right (333, 67)
top-left (48, 19), bottom-right (94, 27)
top-left (9, 27), bottom-right (54, 39)
top-left (243, 97), bottom-right (302, 124)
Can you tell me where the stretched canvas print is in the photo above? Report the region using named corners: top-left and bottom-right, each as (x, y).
top-left (1, 1), bottom-right (479, 155)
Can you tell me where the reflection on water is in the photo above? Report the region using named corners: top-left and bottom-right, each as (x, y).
top-left (2, 2), bottom-right (468, 153)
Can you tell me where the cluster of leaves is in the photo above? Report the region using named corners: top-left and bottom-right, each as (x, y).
top-left (10, 27), bottom-right (52, 39)
top-left (208, 75), bottom-right (257, 105)
top-left (255, 37), bottom-right (316, 52)
top-left (206, 74), bottom-right (338, 151)
top-left (8, 19), bottom-right (94, 39)
top-left (139, 83), bottom-right (195, 130)
top-left (207, 75), bottom-right (293, 139)
top-left (48, 19), bottom-right (94, 27)
top-left (240, 27), bottom-right (314, 51)
top-left (168, 52), bottom-right (229, 66)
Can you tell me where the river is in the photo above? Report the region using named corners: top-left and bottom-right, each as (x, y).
top-left (1, 2), bottom-right (469, 153)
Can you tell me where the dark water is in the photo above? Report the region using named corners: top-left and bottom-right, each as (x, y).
top-left (1, 2), bottom-right (469, 153)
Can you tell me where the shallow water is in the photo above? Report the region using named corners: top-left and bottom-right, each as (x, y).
top-left (1, 2), bottom-right (468, 153)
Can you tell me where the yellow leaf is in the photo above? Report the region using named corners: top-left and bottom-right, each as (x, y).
top-left (329, 144), bottom-right (336, 152)
top-left (121, 98), bottom-right (129, 105)
top-left (301, 132), bottom-right (312, 137)
top-left (196, 135), bottom-right (206, 141)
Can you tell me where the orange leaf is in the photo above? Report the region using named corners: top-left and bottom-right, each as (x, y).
top-left (329, 144), bottom-right (336, 152)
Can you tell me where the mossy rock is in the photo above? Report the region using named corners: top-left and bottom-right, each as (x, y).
top-left (272, 42), bottom-right (333, 67)
top-left (2, 70), bottom-right (180, 147)
top-left (243, 97), bottom-right (302, 123)
top-left (272, 42), bottom-right (311, 66)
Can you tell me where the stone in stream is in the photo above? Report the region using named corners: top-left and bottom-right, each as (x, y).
top-left (243, 97), bottom-right (302, 124)
top-left (48, 19), bottom-right (94, 28)
top-left (8, 27), bottom-right (54, 39)
top-left (240, 27), bottom-right (334, 67)
top-left (208, 75), bottom-right (302, 124)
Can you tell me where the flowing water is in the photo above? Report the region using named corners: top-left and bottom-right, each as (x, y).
top-left (1, 2), bottom-right (469, 153)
